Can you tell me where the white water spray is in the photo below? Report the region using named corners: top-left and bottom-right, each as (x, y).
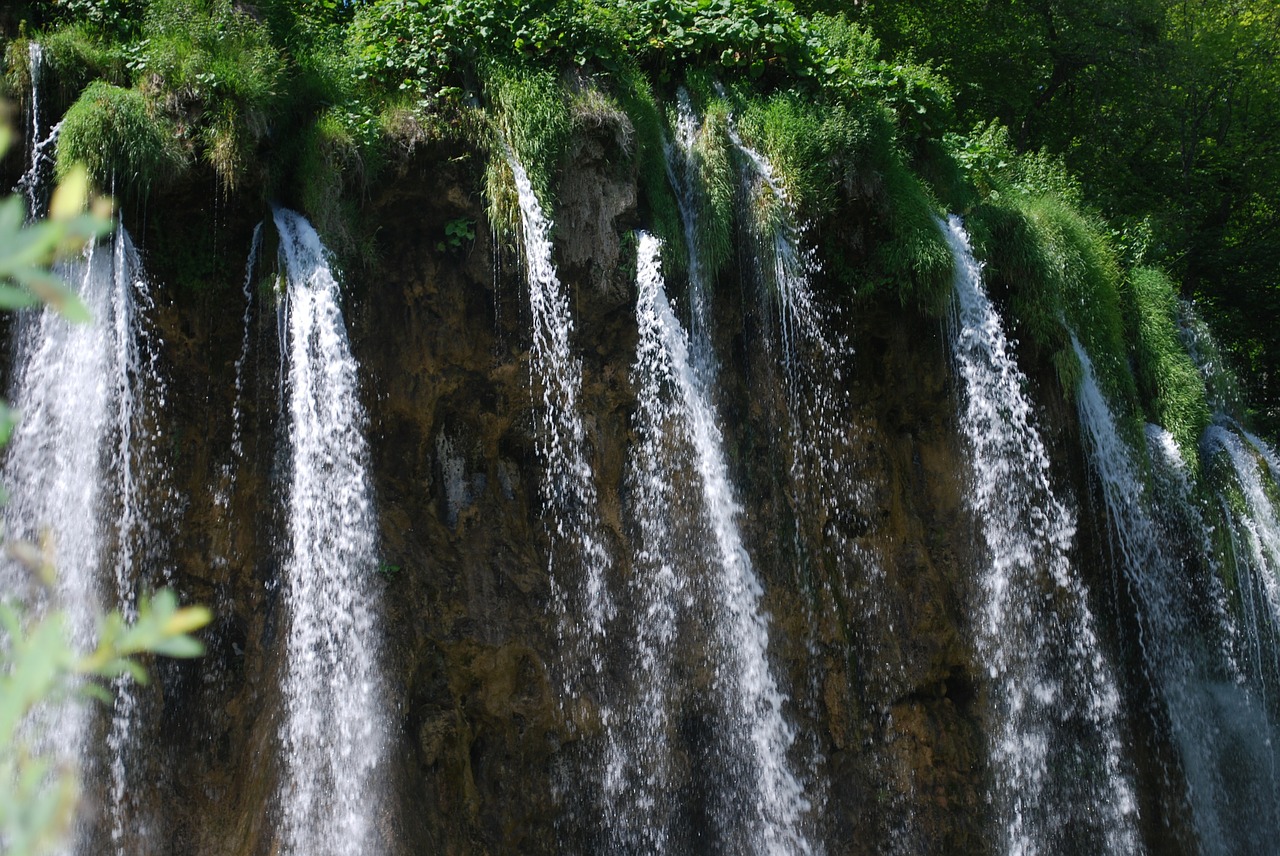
top-left (3, 225), bottom-right (166, 855)
top-left (506, 151), bottom-right (613, 675)
top-left (273, 208), bottom-right (385, 855)
top-left (619, 232), bottom-right (814, 855)
top-left (942, 216), bottom-right (1139, 855)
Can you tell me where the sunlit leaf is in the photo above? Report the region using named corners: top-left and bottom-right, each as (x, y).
top-left (49, 166), bottom-right (89, 222)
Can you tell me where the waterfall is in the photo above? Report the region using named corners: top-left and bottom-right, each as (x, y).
top-left (2, 224), bottom-right (167, 854)
top-left (940, 216), bottom-right (1139, 855)
top-left (1074, 339), bottom-right (1280, 854)
top-left (506, 152), bottom-right (613, 680)
top-left (618, 232), bottom-right (814, 855)
top-left (16, 41), bottom-right (62, 217)
top-left (230, 223), bottom-right (262, 478)
top-left (723, 116), bottom-right (913, 844)
top-left (273, 208), bottom-right (385, 855)
top-left (664, 90), bottom-right (715, 374)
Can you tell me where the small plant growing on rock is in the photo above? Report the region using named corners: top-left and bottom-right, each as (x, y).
top-left (437, 216), bottom-right (475, 253)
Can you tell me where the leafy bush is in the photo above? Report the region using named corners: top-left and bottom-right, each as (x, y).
top-left (809, 14), bottom-right (952, 146)
top-left (348, 0), bottom-right (817, 99)
top-left (55, 81), bottom-right (187, 195)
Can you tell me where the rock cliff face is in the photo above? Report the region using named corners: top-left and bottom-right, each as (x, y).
top-left (24, 126), bottom-right (1166, 855)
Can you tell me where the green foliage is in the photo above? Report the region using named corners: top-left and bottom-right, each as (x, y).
top-left (734, 88), bottom-right (949, 312)
top-left (43, 0), bottom-right (144, 40)
top-left (1, 588), bottom-right (211, 856)
top-left (678, 97), bottom-right (734, 281)
top-left (437, 217), bottom-right (475, 253)
top-left (609, 66), bottom-right (683, 271)
top-left (486, 65), bottom-right (570, 201)
top-left (1127, 266), bottom-right (1212, 467)
top-left (0, 153), bottom-right (106, 320)
top-left (860, 0), bottom-right (1280, 435)
top-left (1179, 306), bottom-right (1244, 418)
top-left (348, 0), bottom-right (620, 98)
top-left (809, 13), bottom-right (952, 147)
top-left (55, 81), bottom-right (187, 195)
top-left (946, 121), bottom-right (1081, 205)
top-left (871, 159), bottom-right (953, 312)
top-left (292, 105), bottom-right (383, 260)
top-left (625, 0), bottom-right (816, 82)
top-left (969, 190), bottom-right (1142, 442)
top-left (348, 0), bottom-right (817, 100)
top-left (133, 0), bottom-right (286, 188)
top-left (37, 25), bottom-right (129, 95)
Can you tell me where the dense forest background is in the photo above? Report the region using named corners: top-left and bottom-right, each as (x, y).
top-left (1, 0), bottom-right (1276, 437)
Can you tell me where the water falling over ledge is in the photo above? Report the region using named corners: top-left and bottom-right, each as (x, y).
top-left (940, 215), bottom-right (1140, 855)
top-left (273, 208), bottom-right (386, 855)
top-left (2, 224), bottom-right (168, 855)
top-left (1075, 338), bottom-right (1280, 855)
top-left (616, 231), bottom-right (816, 856)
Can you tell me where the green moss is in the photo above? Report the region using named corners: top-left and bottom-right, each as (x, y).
top-left (872, 156), bottom-right (952, 313)
top-left (1127, 266), bottom-right (1212, 470)
top-left (1022, 195), bottom-right (1136, 410)
top-left (55, 81), bottom-right (187, 195)
top-left (736, 90), bottom-right (949, 312)
top-left (610, 66), bottom-right (682, 272)
top-left (684, 99), bottom-right (734, 281)
top-left (969, 192), bottom-right (1144, 445)
top-left (292, 107), bottom-right (382, 263)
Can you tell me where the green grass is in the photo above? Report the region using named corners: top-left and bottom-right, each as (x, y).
top-left (485, 64), bottom-right (570, 208)
top-left (55, 80), bottom-right (187, 195)
top-left (735, 90), bottom-right (951, 312)
top-left (609, 66), bottom-right (683, 272)
top-left (137, 0), bottom-right (285, 189)
top-left (1127, 266), bottom-right (1212, 470)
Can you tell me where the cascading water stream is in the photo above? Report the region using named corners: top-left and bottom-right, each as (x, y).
top-left (1204, 425), bottom-right (1280, 779)
top-left (940, 216), bottom-right (1139, 855)
top-left (504, 151), bottom-right (614, 706)
top-left (617, 232), bottom-right (814, 855)
top-left (16, 42), bottom-right (63, 216)
top-left (273, 208), bottom-right (385, 855)
top-left (1074, 339), bottom-right (1280, 854)
top-left (663, 90), bottom-right (715, 376)
top-left (2, 224), bottom-right (166, 854)
top-left (723, 119), bottom-right (917, 845)
top-left (229, 222), bottom-right (262, 488)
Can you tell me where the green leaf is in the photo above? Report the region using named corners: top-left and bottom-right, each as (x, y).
top-left (0, 285), bottom-right (39, 310)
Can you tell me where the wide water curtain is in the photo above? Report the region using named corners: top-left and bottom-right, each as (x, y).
top-left (273, 209), bottom-right (385, 855)
top-left (941, 216), bottom-right (1139, 854)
